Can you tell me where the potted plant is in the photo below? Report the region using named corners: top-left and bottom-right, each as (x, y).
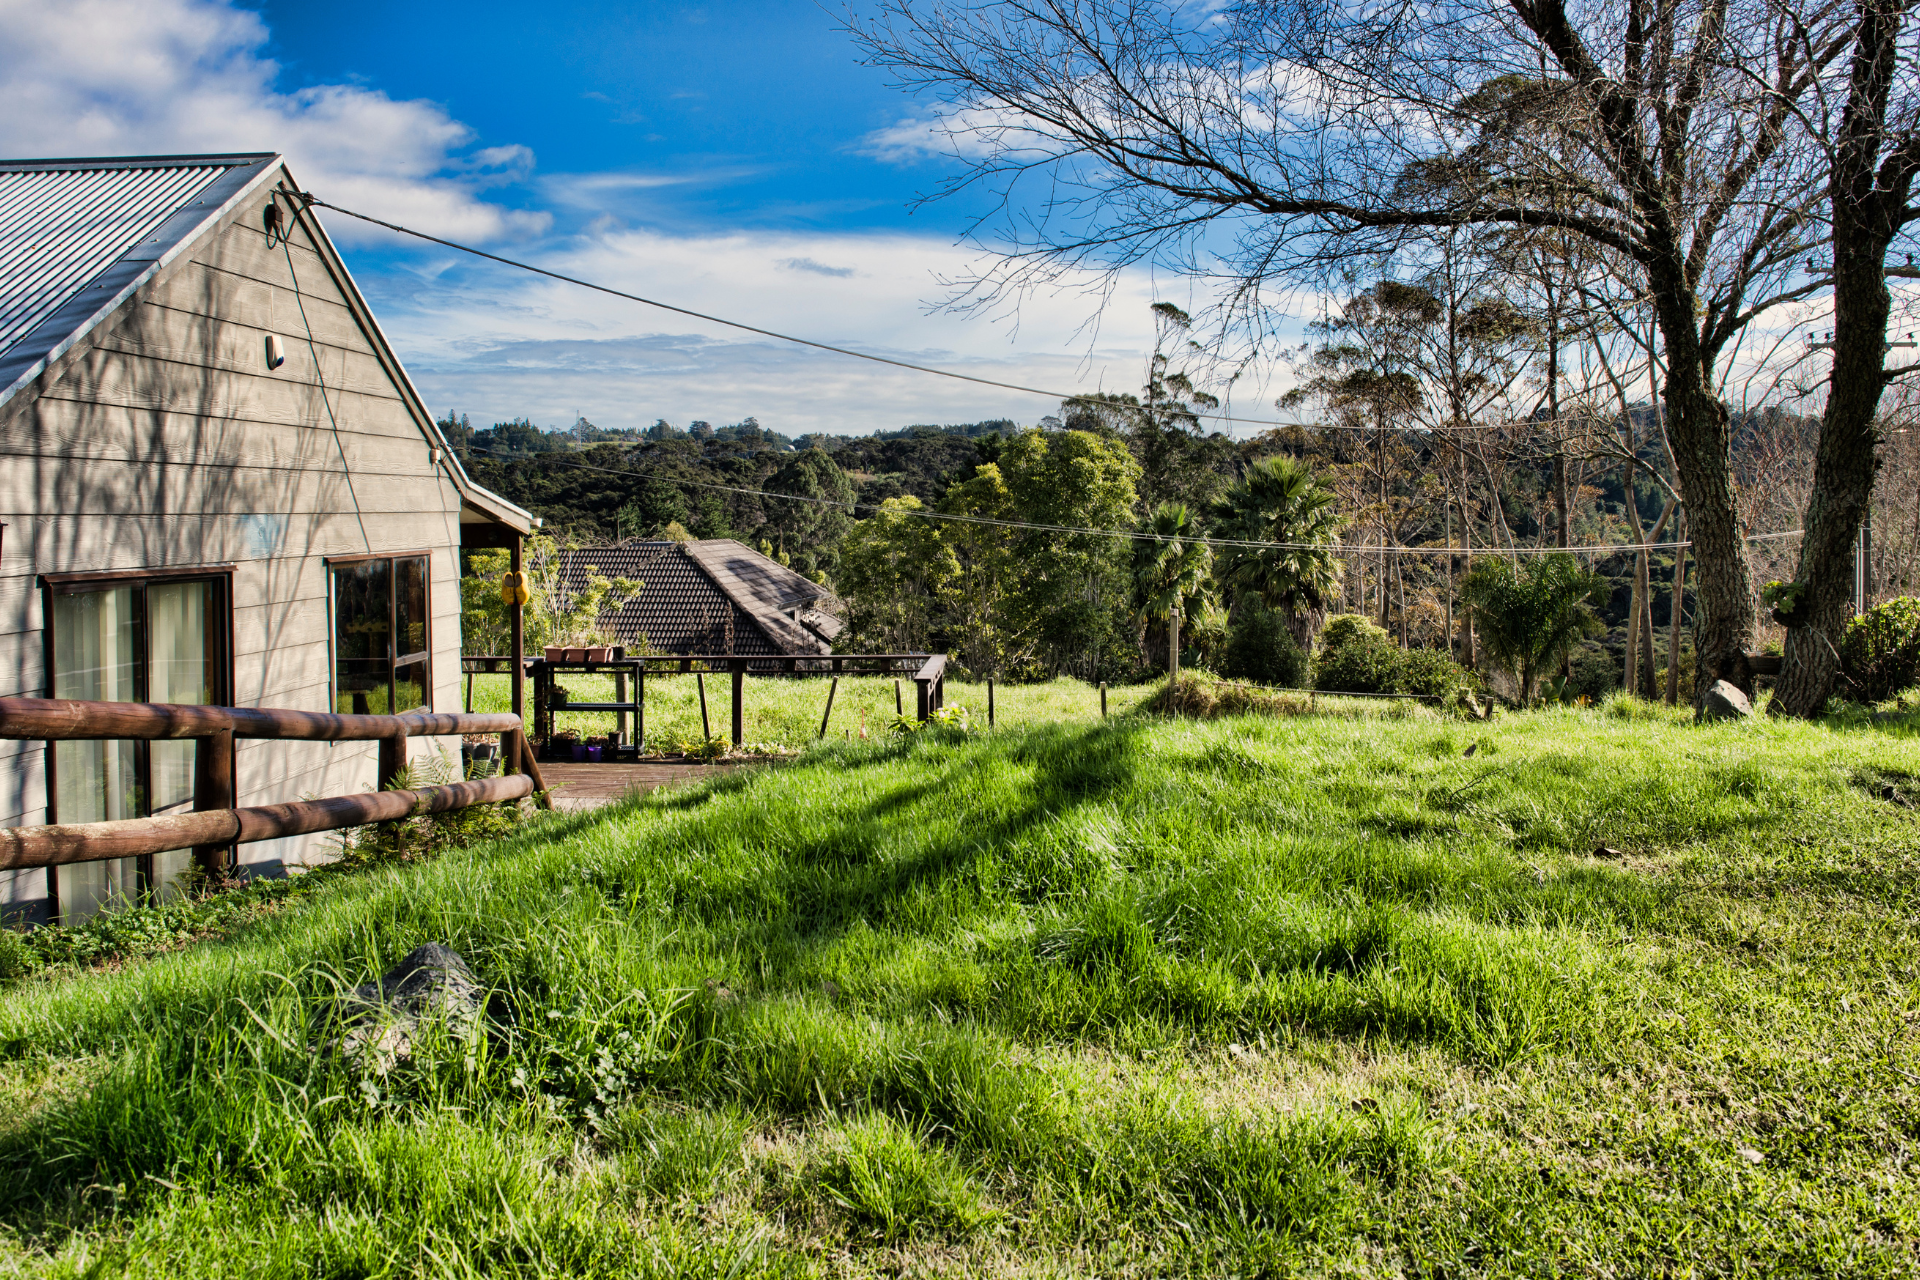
top-left (550, 684), bottom-right (571, 708)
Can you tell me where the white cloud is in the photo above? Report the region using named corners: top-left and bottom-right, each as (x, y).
top-left (366, 225), bottom-right (1257, 437)
top-left (0, 0), bottom-right (546, 242)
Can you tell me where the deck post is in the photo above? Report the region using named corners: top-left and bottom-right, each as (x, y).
top-left (509, 535), bottom-right (525, 735)
top-left (190, 720), bottom-right (234, 877)
top-left (730, 659), bottom-right (745, 749)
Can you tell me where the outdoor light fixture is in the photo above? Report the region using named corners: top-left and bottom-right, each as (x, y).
top-left (264, 333), bottom-right (286, 370)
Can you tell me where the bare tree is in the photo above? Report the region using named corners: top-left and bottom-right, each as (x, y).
top-left (855, 0), bottom-right (1836, 700)
top-left (1770, 0), bottom-right (1920, 716)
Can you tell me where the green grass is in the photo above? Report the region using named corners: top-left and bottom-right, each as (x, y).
top-left (465, 671), bottom-right (1164, 749)
top-left (1, 703), bottom-right (1917, 1275)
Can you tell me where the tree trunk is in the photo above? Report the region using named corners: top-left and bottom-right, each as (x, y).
top-left (1623, 460), bottom-right (1648, 695)
top-left (1460, 452), bottom-right (1477, 666)
top-left (1650, 283), bottom-right (1756, 703)
top-left (1771, 0), bottom-right (1913, 717)
top-left (1666, 509), bottom-right (1688, 704)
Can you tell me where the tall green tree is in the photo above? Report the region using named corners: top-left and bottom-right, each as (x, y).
top-left (1000, 428), bottom-right (1143, 679)
top-left (835, 497), bottom-right (956, 654)
top-left (1460, 553), bottom-right (1607, 702)
top-left (1211, 457), bottom-right (1345, 649)
top-left (1133, 502), bottom-right (1213, 678)
top-left (763, 448), bottom-right (856, 581)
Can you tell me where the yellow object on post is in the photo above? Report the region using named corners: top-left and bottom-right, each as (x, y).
top-left (499, 571), bottom-right (531, 607)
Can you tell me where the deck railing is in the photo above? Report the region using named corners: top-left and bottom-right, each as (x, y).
top-left (0, 698), bottom-right (545, 875)
top-left (467, 651), bottom-right (947, 749)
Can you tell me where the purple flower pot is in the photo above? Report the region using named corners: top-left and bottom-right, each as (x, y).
top-left (586, 745), bottom-right (603, 762)
top-left (571, 743), bottom-right (587, 762)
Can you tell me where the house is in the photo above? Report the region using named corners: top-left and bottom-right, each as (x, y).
top-left (557, 539), bottom-right (842, 656)
top-left (0, 153), bottom-right (535, 924)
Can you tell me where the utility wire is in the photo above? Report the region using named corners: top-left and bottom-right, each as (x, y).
top-left (464, 443), bottom-right (1802, 557)
top-left (300, 192), bottom-right (1520, 434)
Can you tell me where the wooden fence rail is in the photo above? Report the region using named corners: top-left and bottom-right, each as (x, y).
top-left (0, 697), bottom-right (544, 879)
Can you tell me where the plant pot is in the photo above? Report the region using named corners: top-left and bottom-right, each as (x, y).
top-left (585, 646), bottom-right (612, 663)
top-left (606, 732), bottom-right (621, 747)
top-left (564, 647), bottom-right (588, 662)
top-left (586, 745), bottom-right (603, 762)
top-left (571, 743), bottom-right (588, 762)
top-left (545, 646), bottom-right (566, 661)
top-left (550, 690), bottom-right (568, 707)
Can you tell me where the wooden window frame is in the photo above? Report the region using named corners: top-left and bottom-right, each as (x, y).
top-left (326, 552), bottom-right (433, 717)
top-left (38, 566), bottom-right (236, 919)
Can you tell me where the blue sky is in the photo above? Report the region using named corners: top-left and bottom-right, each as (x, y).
top-left (0, 0), bottom-right (1266, 435)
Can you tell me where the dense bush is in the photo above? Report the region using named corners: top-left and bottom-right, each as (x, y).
top-left (1569, 642), bottom-right (1622, 702)
top-left (1219, 602), bottom-right (1309, 687)
top-left (1312, 614), bottom-right (1477, 701)
top-left (1311, 615), bottom-right (1398, 694)
top-left (1841, 597), bottom-right (1920, 702)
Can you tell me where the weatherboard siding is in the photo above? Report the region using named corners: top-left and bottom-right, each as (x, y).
top-left (0, 170), bottom-right (472, 921)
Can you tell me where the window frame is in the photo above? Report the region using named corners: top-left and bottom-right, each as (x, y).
top-left (38, 564), bottom-right (235, 918)
top-left (326, 550), bottom-right (434, 717)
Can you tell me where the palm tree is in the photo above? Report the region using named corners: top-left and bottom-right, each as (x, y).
top-left (1460, 553), bottom-right (1606, 702)
top-left (1133, 502), bottom-right (1212, 679)
top-left (1211, 456), bottom-right (1344, 648)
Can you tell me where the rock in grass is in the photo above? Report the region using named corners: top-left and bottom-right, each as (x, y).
top-left (1698, 680), bottom-right (1753, 722)
top-left (320, 943), bottom-right (484, 1074)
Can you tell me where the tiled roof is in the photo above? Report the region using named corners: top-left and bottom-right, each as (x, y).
top-left (557, 540), bottom-right (840, 656)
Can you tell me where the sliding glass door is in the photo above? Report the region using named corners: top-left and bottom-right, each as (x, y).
top-left (46, 573), bottom-right (227, 921)
top-left (51, 588), bottom-right (140, 920)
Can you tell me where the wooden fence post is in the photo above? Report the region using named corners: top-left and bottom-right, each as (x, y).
top-left (1099, 682), bottom-right (1108, 718)
top-left (987, 677), bottom-right (995, 728)
top-left (894, 679), bottom-right (903, 716)
top-left (730, 660), bottom-right (745, 749)
top-left (379, 731), bottom-right (408, 791)
top-left (191, 720), bottom-right (234, 877)
top-left (818, 677), bottom-right (839, 739)
top-left (697, 672), bottom-right (711, 740)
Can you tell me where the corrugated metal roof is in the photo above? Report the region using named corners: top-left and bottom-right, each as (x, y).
top-left (0, 153), bottom-right (279, 406)
top-left (0, 163), bottom-right (224, 354)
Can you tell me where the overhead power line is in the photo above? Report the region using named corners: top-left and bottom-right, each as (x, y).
top-left (463, 444), bottom-right (1801, 557)
top-left (300, 192), bottom-right (1519, 434)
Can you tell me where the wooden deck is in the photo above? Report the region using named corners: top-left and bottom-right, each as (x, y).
top-left (537, 759), bottom-right (762, 811)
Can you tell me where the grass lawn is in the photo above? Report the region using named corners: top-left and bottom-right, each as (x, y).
top-left (462, 670), bottom-right (1164, 750)
top-left (1, 700), bottom-right (1917, 1276)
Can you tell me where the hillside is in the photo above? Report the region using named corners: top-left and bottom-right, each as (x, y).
top-left (2, 704), bottom-right (1915, 1275)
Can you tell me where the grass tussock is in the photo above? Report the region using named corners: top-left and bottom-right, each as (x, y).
top-left (0, 705), bottom-right (1917, 1275)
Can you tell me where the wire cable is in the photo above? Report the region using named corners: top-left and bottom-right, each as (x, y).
top-left (297, 192), bottom-right (1523, 435)
top-left (277, 194), bottom-right (372, 553)
top-left (463, 443), bottom-right (1801, 557)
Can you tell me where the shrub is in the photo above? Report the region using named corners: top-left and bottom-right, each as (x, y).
top-left (1312, 613), bottom-right (1479, 704)
top-left (1313, 615), bottom-right (1401, 695)
top-left (1220, 602), bottom-right (1308, 687)
top-left (1569, 642), bottom-right (1621, 702)
top-left (1841, 597), bottom-right (1920, 702)
top-left (1142, 673), bottom-right (1310, 718)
